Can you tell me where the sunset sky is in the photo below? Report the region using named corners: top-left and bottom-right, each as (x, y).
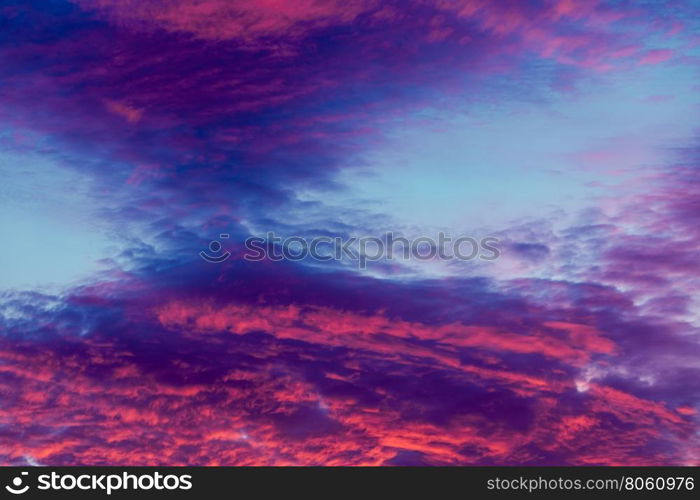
top-left (1, 0), bottom-right (699, 465)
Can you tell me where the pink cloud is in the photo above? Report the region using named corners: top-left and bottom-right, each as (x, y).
top-left (639, 48), bottom-right (674, 65)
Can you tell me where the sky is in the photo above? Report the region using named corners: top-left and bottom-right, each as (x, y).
top-left (0, 0), bottom-right (699, 465)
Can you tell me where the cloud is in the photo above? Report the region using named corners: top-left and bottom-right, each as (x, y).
top-left (0, 0), bottom-right (699, 466)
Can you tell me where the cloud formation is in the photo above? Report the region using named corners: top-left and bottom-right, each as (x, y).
top-left (0, 0), bottom-right (699, 465)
